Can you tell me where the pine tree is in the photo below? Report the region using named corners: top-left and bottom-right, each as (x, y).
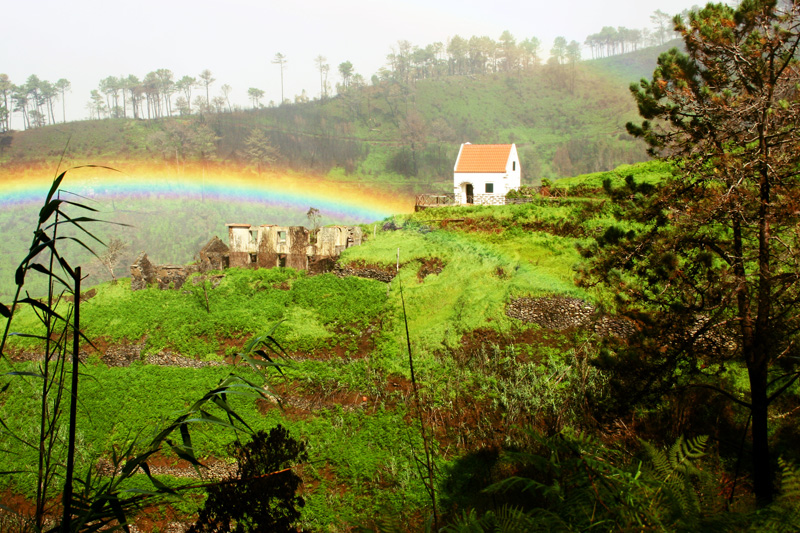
top-left (582, 0), bottom-right (800, 506)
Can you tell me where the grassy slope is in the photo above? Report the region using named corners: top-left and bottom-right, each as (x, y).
top-left (7, 161), bottom-right (794, 529)
top-left (2, 164), bottom-right (673, 529)
top-left (584, 39), bottom-right (683, 88)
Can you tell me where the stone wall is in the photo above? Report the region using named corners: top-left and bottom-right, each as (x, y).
top-left (130, 253), bottom-right (199, 291)
top-left (453, 193), bottom-right (510, 206)
top-left (506, 297), bottom-right (595, 330)
top-left (334, 262), bottom-right (396, 283)
top-left (197, 236), bottom-right (229, 271)
top-left (506, 296), bottom-right (637, 338)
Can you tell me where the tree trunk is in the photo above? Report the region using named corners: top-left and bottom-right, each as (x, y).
top-left (748, 359), bottom-right (774, 505)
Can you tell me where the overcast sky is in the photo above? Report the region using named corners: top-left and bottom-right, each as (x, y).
top-left (2, 0), bottom-right (708, 129)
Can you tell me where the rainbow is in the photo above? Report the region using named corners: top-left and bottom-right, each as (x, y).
top-left (0, 162), bottom-right (415, 224)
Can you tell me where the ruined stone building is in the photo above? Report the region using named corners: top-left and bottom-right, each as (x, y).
top-left (130, 224), bottom-right (363, 290)
top-left (226, 224), bottom-right (362, 272)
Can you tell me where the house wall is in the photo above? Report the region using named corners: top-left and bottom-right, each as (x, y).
top-left (227, 224), bottom-right (257, 267)
top-left (287, 226), bottom-right (309, 269)
top-left (257, 225), bottom-right (279, 268)
top-left (454, 171), bottom-right (519, 205)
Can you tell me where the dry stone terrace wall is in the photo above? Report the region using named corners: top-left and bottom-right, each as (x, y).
top-left (506, 296), bottom-right (637, 338)
top-left (9, 341), bottom-right (224, 369)
top-left (333, 261), bottom-right (396, 283)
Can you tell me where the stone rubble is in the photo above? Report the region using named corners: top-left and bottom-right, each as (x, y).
top-left (333, 262), bottom-right (396, 282)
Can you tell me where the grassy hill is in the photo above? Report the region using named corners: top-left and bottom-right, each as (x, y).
top-left (0, 162), bottom-right (651, 528)
top-left (6, 160), bottom-right (795, 531)
top-left (584, 38), bottom-right (683, 88)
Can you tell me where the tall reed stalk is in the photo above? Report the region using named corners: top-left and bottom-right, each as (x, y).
top-left (396, 249), bottom-right (438, 529)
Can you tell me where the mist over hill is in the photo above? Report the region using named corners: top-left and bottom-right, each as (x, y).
top-left (0, 43), bottom-right (677, 186)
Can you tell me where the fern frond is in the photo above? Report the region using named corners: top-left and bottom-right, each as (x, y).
top-left (777, 458), bottom-right (800, 501)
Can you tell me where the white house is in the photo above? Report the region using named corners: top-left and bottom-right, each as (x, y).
top-left (453, 143), bottom-right (521, 205)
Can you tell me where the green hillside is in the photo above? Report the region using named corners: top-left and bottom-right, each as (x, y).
top-left (0, 45), bottom-right (666, 184)
top-left (0, 163), bottom-right (651, 530)
top-left (3, 160), bottom-right (798, 530)
top-left (0, 46), bottom-right (670, 298)
top-left (584, 38), bottom-right (683, 87)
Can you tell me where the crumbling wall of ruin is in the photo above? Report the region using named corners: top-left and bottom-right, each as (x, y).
top-left (287, 226), bottom-right (309, 270)
top-left (258, 226), bottom-right (278, 268)
top-left (156, 264), bottom-right (198, 290)
top-left (131, 224), bottom-right (363, 291)
top-left (197, 236), bottom-right (229, 271)
top-left (316, 227), bottom-right (339, 257)
top-left (227, 224), bottom-right (254, 268)
top-left (347, 226), bottom-right (363, 247)
top-left (130, 252), bottom-right (157, 291)
top-left (130, 252), bottom-right (200, 291)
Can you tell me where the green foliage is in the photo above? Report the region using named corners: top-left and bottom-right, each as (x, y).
top-left (7, 155), bottom-right (799, 528)
top-left (5, 269), bottom-right (389, 358)
top-left (596, 0), bottom-right (800, 506)
top-left (0, 169), bottom-right (291, 531)
top-left (443, 431), bottom-right (724, 532)
top-left (1, 50), bottom-right (660, 183)
top-left (490, 343), bottom-right (608, 431)
top-left (555, 159), bottom-right (672, 192)
top-left (751, 459), bottom-right (800, 532)
top-left (441, 506), bottom-right (540, 533)
top-left (188, 425), bottom-right (308, 533)
top-left (640, 435), bottom-right (710, 527)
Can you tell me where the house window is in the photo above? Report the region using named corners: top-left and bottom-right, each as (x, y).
top-left (277, 231), bottom-right (287, 244)
top-left (513, 161), bottom-right (516, 171)
top-left (485, 183), bottom-right (494, 193)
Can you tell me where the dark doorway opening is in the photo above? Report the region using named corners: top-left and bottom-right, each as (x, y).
top-left (466, 184), bottom-right (474, 204)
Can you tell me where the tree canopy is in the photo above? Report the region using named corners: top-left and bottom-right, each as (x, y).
top-left (583, 0), bottom-right (800, 506)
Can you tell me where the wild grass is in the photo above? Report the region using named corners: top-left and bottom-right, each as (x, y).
top-left (7, 268), bottom-right (389, 358)
top-left (3, 161), bottom-right (672, 529)
top-left (0, 352), bottom-right (433, 529)
top-left (555, 159), bottom-right (673, 190)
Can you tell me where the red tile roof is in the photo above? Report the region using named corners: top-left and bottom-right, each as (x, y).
top-left (455, 144), bottom-right (513, 173)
